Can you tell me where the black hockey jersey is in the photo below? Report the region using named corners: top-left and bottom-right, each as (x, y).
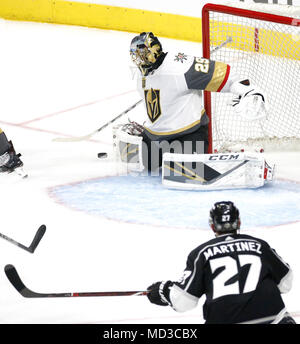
top-left (169, 233), bottom-right (292, 324)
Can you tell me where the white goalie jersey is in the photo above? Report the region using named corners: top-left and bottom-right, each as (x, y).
top-left (113, 47), bottom-right (272, 190)
top-left (135, 52), bottom-right (235, 141)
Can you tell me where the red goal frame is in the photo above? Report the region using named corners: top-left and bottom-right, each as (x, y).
top-left (202, 3), bottom-right (300, 153)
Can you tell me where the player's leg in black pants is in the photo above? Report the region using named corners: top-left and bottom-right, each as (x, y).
top-left (174, 125), bottom-right (209, 154)
top-left (141, 125), bottom-right (209, 174)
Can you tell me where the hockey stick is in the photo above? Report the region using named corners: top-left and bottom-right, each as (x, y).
top-left (0, 225), bottom-right (46, 254)
top-left (4, 264), bottom-right (148, 298)
top-left (52, 99), bottom-right (143, 142)
top-left (210, 36), bottom-right (233, 55)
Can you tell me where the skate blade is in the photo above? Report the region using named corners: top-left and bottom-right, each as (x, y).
top-left (11, 166), bottom-right (28, 179)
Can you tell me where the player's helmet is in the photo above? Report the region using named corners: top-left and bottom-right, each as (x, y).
top-left (209, 201), bottom-right (241, 234)
top-left (130, 32), bottom-right (162, 72)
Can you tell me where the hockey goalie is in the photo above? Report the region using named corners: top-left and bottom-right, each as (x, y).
top-left (112, 31), bottom-right (275, 191)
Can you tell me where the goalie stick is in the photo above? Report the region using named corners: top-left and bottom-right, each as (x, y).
top-left (4, 265), bottom-right (148, 298)
top-left (0, 225), bottom-right (46, 253)
top-left (52, 99), bottom-right (143, 142)
top-left (210, 36), bottom-right (233, 55)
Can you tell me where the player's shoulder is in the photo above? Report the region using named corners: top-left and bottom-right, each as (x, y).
top-left (221, 233), bottom-right (270, 249)
top-left (188, 236), bottom-right (223, 258)
top-left (236, 233), bottom-right (270, 246)
top-left (189, 233), bottom-right (270, 257)
top-left (159, 52), bottom-right (194, 74)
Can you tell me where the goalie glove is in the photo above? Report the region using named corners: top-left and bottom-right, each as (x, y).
top-left (232, 88), bottom-right (267, 121)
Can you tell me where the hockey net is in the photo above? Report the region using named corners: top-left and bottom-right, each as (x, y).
top-left (202, 2), bottom-right (300, 153)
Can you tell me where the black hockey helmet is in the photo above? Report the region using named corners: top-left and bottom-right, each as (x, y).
top-left (209, 201), bottom-right (241, 235)
top-left (130, 32), bottom-right (162, 72)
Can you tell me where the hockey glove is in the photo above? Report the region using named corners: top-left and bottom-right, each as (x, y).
top-left (146, 281), bottom-right (173, 306)
top-left (232, 88), bottom-right (267, 121)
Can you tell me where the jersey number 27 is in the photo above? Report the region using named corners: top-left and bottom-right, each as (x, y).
top-left (210, 255), bottom-right (262, 299)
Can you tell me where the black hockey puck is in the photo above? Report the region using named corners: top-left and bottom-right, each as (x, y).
top-left (97, 152), bottom-right (108, 159)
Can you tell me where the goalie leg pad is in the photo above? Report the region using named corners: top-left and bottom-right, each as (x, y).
top-left (112, 124), bottom-right (144, 172)
top-left (264, 160), bottom-right (275, 183)
top-left (162, 152), bottom-right (274, 190)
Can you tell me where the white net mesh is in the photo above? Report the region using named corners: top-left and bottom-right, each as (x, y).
top-left (204, 3), bottom-right (300, 152)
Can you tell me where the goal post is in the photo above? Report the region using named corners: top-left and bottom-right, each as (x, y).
top-left (202, 3), bottom-right (300, 153)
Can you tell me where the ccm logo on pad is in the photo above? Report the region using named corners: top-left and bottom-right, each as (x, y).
top-left (209, 154), bottom-right (240, 161)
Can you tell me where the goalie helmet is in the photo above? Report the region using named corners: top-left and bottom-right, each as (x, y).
top-left (130, 32), bottom-right (163, 74)
top-left (209, 201), bottom-right (240, 235)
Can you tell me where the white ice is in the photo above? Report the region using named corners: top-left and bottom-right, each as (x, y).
top-left (0, 19), bottom-right (299, 324)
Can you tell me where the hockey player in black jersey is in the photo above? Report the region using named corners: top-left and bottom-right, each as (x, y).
top-left (0, 129), bottom-right (25, 175)
top-left (147, 201), bottom-right (295, 324)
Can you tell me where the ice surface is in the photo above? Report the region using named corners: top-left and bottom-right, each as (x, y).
top-left (50, 176), bottom-right (300, 229)
top-left (0, 19), bottom-right (299, 324)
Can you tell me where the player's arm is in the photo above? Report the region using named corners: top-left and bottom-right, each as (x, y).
top-left (184, 57), bottom-right (230, 92)
top-left (184, 56), bottom-right (260, 96)
top-left (146, 250), bottom-right (204, 312)
top-left (184, 57), bottom-right (266, 120)
top-left (264, 243), bottom-right (293, 293)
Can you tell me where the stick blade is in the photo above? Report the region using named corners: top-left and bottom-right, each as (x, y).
top-left (29, 225), bottom-right (46, 253)
top-left (4, 265), bottom-right (44, 298)
top-left (5, 264), bottom-right (28, 296)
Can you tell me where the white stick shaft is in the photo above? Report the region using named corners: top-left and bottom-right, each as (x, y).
top-left (52, 99), bottom-right (143, 142)
top-left (210, 36), bottom-right (233, 55)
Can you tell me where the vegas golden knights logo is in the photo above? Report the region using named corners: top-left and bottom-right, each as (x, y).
top-left (144, 88), bottom-right (162, 123)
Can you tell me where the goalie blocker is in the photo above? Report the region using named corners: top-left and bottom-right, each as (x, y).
top-left (113, 124), bottom-right (274, 190)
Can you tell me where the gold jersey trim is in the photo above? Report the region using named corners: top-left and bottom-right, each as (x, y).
top-left (144, 109), bottom-right (205, 137)
top-left (205, 62), bottom-right (229, 92)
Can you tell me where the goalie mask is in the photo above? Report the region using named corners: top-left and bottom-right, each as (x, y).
top-left (130, 32), bottom-right (163, 74)
top-left (209, 201), bottom-right (241, 235)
